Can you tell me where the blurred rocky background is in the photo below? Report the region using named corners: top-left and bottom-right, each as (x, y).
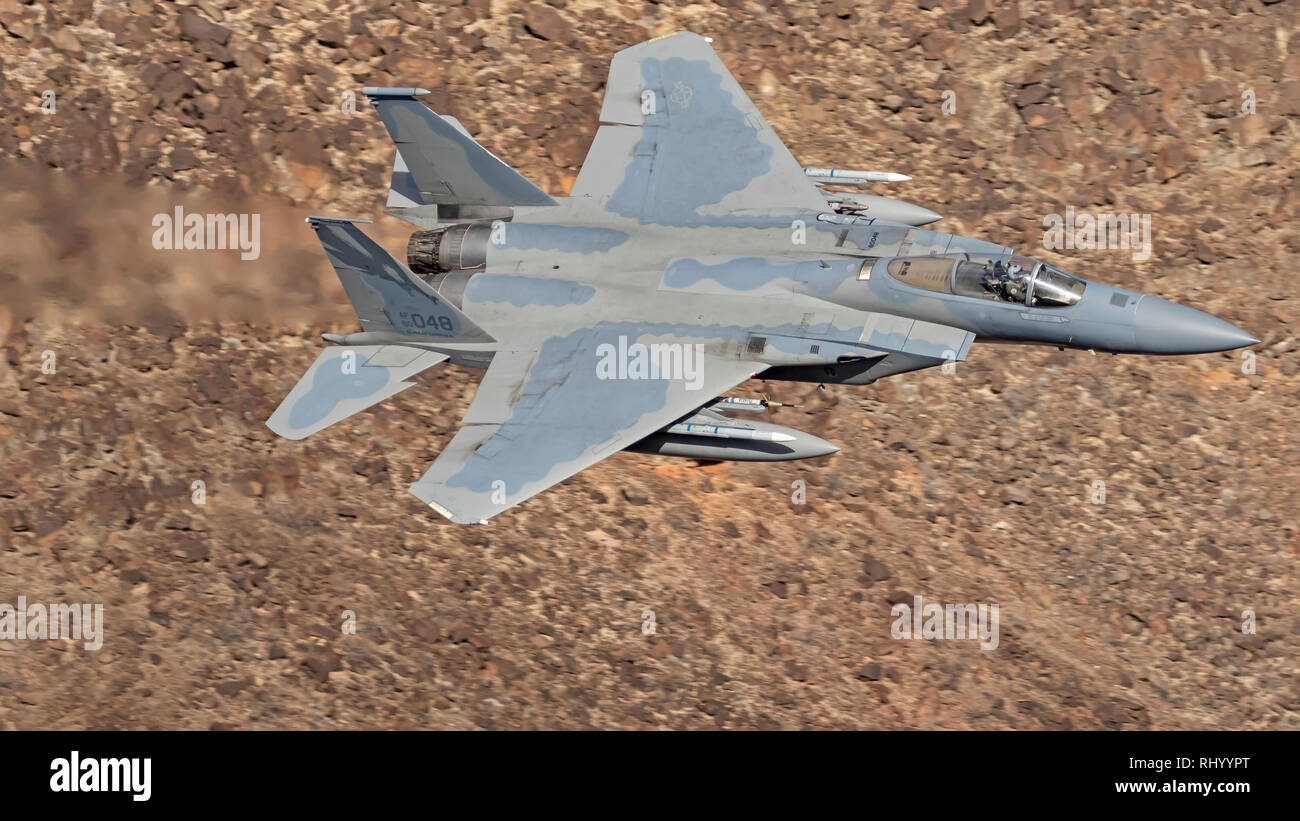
top-left (0, 0), bottom-right (1297, 728)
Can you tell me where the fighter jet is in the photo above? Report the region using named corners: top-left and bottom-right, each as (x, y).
top-left (266, 32), bottom-right (1257, 524)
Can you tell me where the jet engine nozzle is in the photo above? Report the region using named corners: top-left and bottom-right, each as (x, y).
top-left (406, 222), bottom-right (492, 277)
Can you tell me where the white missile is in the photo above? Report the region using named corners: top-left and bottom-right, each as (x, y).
top-left (802, 167), bottom-right (911, 184)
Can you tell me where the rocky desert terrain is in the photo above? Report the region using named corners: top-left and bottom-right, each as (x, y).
top-left (0, 0), bottom-right (1297, 729)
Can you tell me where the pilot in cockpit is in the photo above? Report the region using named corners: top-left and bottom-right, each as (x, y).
top-left (982, 259), bottom-right (1030, 303)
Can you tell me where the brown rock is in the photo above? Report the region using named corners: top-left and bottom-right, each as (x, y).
top-left (863, 558), bottom-right (891, 581)
top-left (213, 678), bottom-right (253, 697)
top-left (993, 4), bottom-right (1021, 38)
top-left (857, 662), bottom-right (883, 681)
top-left (919, 30), bottom-right (957, 65)
top-left (1155, 142), bottom-right (1193, 181)
top-left (302, 649), bottom-right (342, 682)
top-left (49, 28), bottom-right (84, 57)
top-left (178, 8), bottom-right (232, 47)
top-left (316, 21), bottom-right (346, 48)
top-left (524, 4), bottom-right (575, 46)
top-left (171, 536), bottom-right (210, 563)
top-left (621, 486), bottom-right (650, 505)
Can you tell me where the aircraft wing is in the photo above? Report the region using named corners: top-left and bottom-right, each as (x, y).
top-left (410, 328), bottom-right (765, 523)
top-left (571, 31), bottom-right (827, 220)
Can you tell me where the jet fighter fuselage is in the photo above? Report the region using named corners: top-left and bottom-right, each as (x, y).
top-left (267, 31), bottom-right (1256, 523)
top-left (404, 206), bottom-right (1255, 382)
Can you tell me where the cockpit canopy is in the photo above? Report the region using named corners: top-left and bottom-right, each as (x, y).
top-left (885, 253), bottom-right (1086, 308)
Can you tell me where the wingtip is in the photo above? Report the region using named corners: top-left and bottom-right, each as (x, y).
top-left (410, 484), bottom-right (466, 523)
top-left (264, 418), bottom-right (309, 441)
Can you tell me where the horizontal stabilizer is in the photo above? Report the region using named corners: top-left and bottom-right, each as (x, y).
top-left (362, 87), bottom-right (556, 208)
top-left (267, 345), bottom-right (448, 440)
top-left (384, 116), bottom-right (480, 210)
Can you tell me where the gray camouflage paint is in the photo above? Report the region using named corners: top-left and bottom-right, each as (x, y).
top-left (366, 91), bottom-right (556, 207)
top-left (270, 31), bottom-right (1256, 524)
top-left (606, 56), bottom-right (774, 222)
top-left (495, 222), bottom-right (629, 252)
top-left (463, 274), bottom-right (596, 307)
top-left (266, 345), bottom-right (448, 440)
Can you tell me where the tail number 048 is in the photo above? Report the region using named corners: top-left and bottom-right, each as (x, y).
top-left (409, 314), bottom-right (454, 332)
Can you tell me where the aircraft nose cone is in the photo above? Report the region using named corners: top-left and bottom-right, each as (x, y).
top-left (799, 434), bottom-right (841, 459)
top-left (911, 205), bottom-right (943, 226)
top-left (1132, 297), bottom-right (1258, 354)
top-left (891, 203), bottom-right (942, 226)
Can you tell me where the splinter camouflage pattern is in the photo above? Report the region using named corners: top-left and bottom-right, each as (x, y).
top-left (266, 32), bottom-right (1257, 524)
